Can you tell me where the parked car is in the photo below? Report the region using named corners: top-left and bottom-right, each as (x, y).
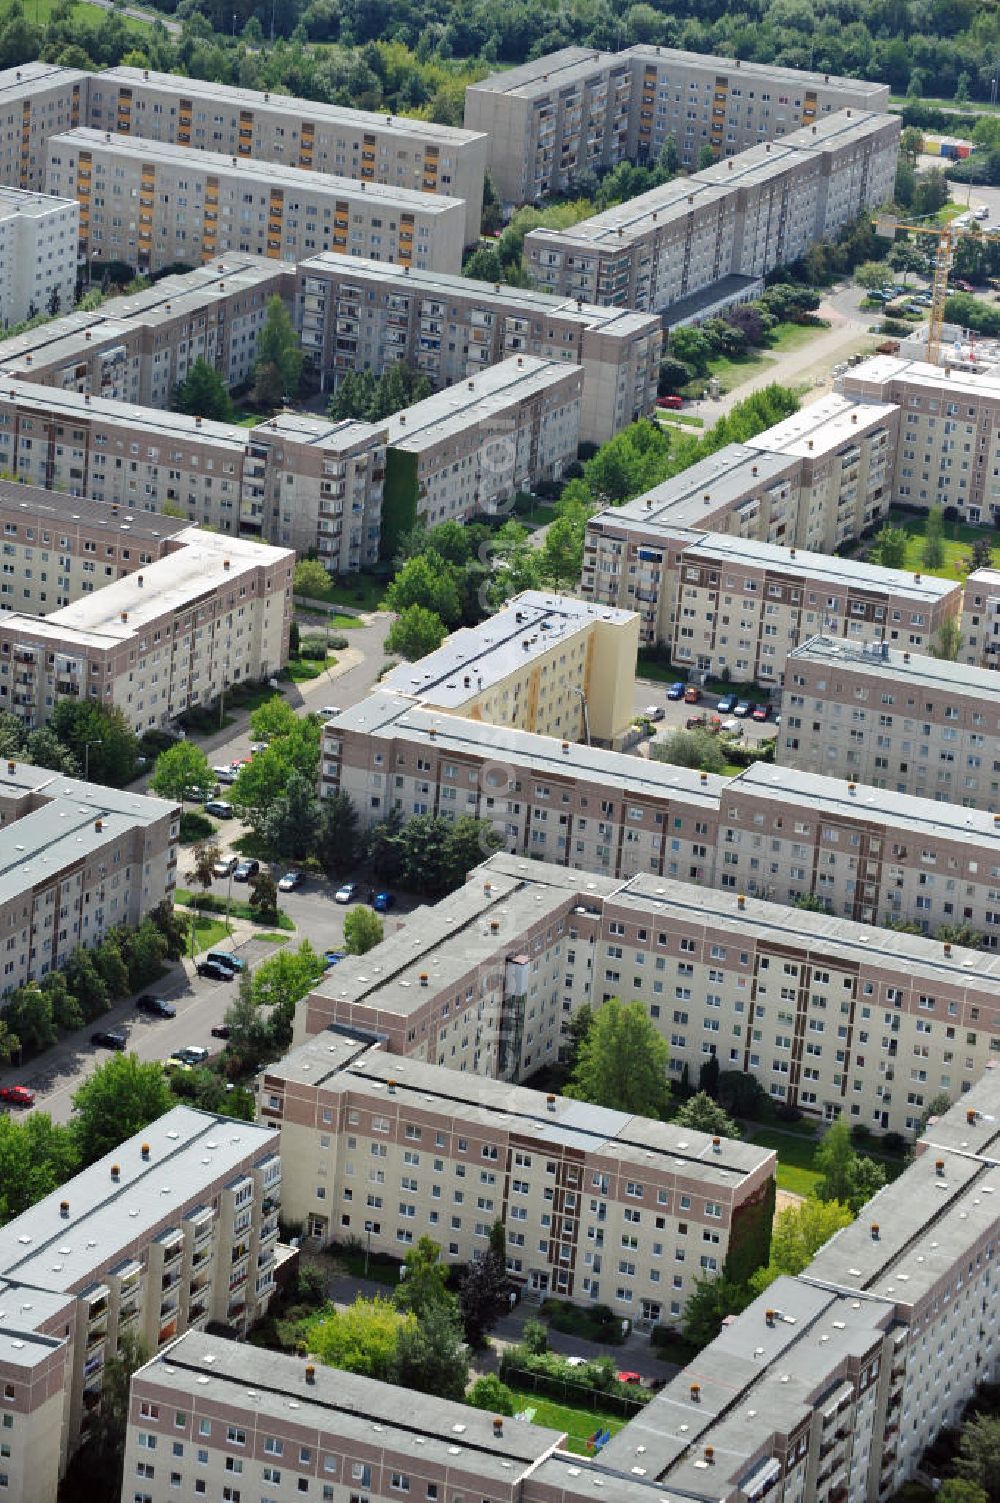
top-left (196, 960), bottom-right (235, 981)
top-left (0, 1085), bottom-right (35, 1107)
top-left (335, 881), bottom-right (359, 904)
top-left (210, 1023), bottom-right (231, 1040)
top-left (213, 765), bottom-right (237, 784)
top-left (617, 1371), bottom-right (643, 1386)
top-left (716, 693), bottom-right (738, 714)
top-left (975, 206), bottom-right (989, 220)
top-left (136, 995), bottom-right (176, 1019)
top-left (683, 684), bottom-right (701, 704)
top-left (233, 859), bottom-right (260, 883)
top-left (249, 740), bottom-right (269, 754)
top-left (319, 706), bottom-right (342, 719)
top-left (720, 718), bottom-right (744, 736)
top-left (206, 950), bottom-right (245, 973)
top-left (91, 1029), bottom-right (127, 1050)
top-left (168, 1046), bottom-right (209, 1068)
top-left (204, 800), bottom-right (234, 819)
top-left (955, 278), bottom-right (975, 292)
top-left (324, 950), bottom-right (347, 968)
top-left (751, 703), bottom-right (771, 722)
top-left (277, 870), bottom-right (303, 891)
top-left (666, 681), bottom-right (686, 700)
top-left (184, 784), bottom-right (214, 803)
top-left (641, 704), bottom-right (665, 722)
top-left (655, 394), bottom-right (683, 409)
top-left (734, 700), bottom-right (753, 717)
top-left (212, 855), bottom-right (238, 878)
top-left (373, 891), bottom-right (395, 913)
top-left (686, 713), bottom-right (721, 731)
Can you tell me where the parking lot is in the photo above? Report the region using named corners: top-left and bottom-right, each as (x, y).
top-left (632, 678), bottom-right (780, 749)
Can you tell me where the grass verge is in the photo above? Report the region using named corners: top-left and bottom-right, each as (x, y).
top-left (282, 654), bottom-right (338, 682)
top-left (187, 914), bottom-right (231, 953)
top-left (296, 572), bottom-right (387, 611)
top-left (505, 1388), bottom-right (628, 1455)
top-left (173, 888), bottom-right (296, 931)
top-left (255, 932), bottom-right (290, 945)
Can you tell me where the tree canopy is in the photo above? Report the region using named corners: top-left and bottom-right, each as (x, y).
top-left (71, 1054), bottom-right (174, 1166)
top-left (566, 998), bottom-right (670, 1118)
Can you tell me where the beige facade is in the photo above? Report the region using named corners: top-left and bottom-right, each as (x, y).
top-left (88, 66), bottom-right (488, 247)
top-left (0, 186), bottom-right (77, 329)
top-left (263, 1033), bottom-right (775, 1318)
top-left (0, 254), bottom-right (295, 405)
top-left (0, 1107), bottom-right (281, 1500)
top-left (119, 1086), bottom-right (1000, 1503)
top-left (839, 354), bottom-right (1000, 522)
top-left (780, 634), bottom-right (1000, 807)
top-left (0, 760), bottom-right (178, 996)
top-left (523, 110), bottom-right (899, 312)
top-left (384, 356), bottom-right (583, 536)
top-left (45, 129), bottom-right (466, 278)
top-left (464, 45), bottom-right (889, 203)
top-left (0, 62), bottom-right (85, 191)
top-left (295, 252), bottom-right (662, 447)
top-left (0, 377), bottom-right (385, 567)
top-left (378, 590), bottom-right (639, 746)
top-left (960, 565), bottom-right (1000, 667)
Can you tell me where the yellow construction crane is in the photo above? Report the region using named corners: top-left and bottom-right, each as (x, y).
top-left (874, 213), bottom-right (1000, 365)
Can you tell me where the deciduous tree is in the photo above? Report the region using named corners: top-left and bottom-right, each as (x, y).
top-left (150, 741), bottom-right (213, 801)
top-left (71, 1054), bottom-right (173, 1166)
top-left (386, 603), bottom-right (447, 660)
top-left (567, 998), bottom-right (670, 1117)
top-left (254, 294), bottom-right (303, 407)
top-left (343, 905), bottom-right (384, 955)
top-left (672, 1091), bottom-right (740, 1140)
top-left (173, 357), bottom-right (235, 421)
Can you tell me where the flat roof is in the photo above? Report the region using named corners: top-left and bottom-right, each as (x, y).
top-left (466, 47), bottom-right (619, 100)
top-left (0, 480), bottom-right (189, 545)
top-left (0, 759), bottom-right (177, 821)
top-left (380, 590), bottom-right (636, 706)
top-left (0, 186), bottom-right (75, 219)
top-left (0, 375), bottom-right (249, 451)
top-left (624, 45), bottom-right (890, 98)
top-left (844, 352), bottom-right (1000, 402)
top-left (787, 633), bottom-right (1000, 696)
top-left (682, 529), bottom-right (959, 600)
top-left (0, 790), bottom-right (172, 909)
top-left (746, 392), bottom-right (897, 458)
top-left (526, 110), bottom-right (896, 252)
top-left (52, 129), bottom-right (465, 214)
top-left (268, 1035), bottom-right (773, 1189)
top-left (142, 1331), bottom-right (565, 1477)
top-left (385, 357), bottom-right (580, 452)
top-left (0, 1107), bottom-right (278, 1295)
top-left (592, 444), bottom-right (795, 534)
top-left (0, 62), bottom-right (86, 99)
top-left (0, 1280), bottom-right (73, 1370)
top-left (250, 410), bottom-right (383, 450)
top-left (100, 67), bottom-right (486, 147)
top-left (732, 762), bottom-right (1000, 847)
top-left (297, 252), bottom-right (660, 336)
top-left (331, 688), bottom-right (728, 809)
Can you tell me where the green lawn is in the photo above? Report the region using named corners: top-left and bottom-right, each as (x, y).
top-left (655, 411), bottom-right (705, 429)
top-left (255, 932), bottom-right (290, 945)
top-left (27, 0), bottom-right (153, 29)
top-left (767, 319), bottom-right (830, 352)
top-left (187, 914), bottom-right (231, 953)
top-left (881, 507), bottom-right (997, 582)
top-left (746, 1127), bottom-right (824, 1197)
top-left (515, 500), bottom-right (559, 527)
top-left (174, 888), bottom-right (296, 931)
top-left (233, 410), bottom-right (267, 427)
top-left (296, 571), bottom-right (387, 611)
top-left (325, 611), bottom-right (366, 630)
top-left (505, 1388), bottom-right (629, 1455)
top-left (282, 654), bottom-right (338, 682)
top-left (698, 347), bottom-right (777, 395)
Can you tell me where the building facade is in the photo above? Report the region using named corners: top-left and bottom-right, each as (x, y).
top-left (88, 67), bottom-right (488, 246)
top-left (522, 110), bottom-right (899, 313)
top-left (0, 186), bottom-right (77, 329)
top-left (960, 565), bottom-right (1000, 668)
top-left (779, 634), bottom-right (1000, 807)
top-left (295, 252), bottom-right (662, 447)
top-left (376, 590), bottom-right (640, 746)
top-left (0, 1107), bottom-right (281, 1503)
top-left (0, 254), bottom-right (295, 405)
top-left (464, 45), bottom-right (889, 204)
top-left (382, 357), bottom-right (583, 552)
top-left (45, 129), bottom-right (466, 278)
top-left (262, 1032), bottom-right (776, 1317)
top-left (0, 62), bottom-right (85, 191)
top-left (0, 760), bottom-right (178, 995)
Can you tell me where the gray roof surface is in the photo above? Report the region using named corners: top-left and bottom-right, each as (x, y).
top-left (142, 1330), bottom-right (565, 1476)
top-left (0, 481), bottom-right (188, 545)
top-left (0, 1106), bottom-right (277, 1296)
top-left (385, 357), bottom-right (579, 452)
top-left (0, 186), bottom-right (74, 217)
top-left (788, 633), bottom-right (1000, 696)
top-left (466, 48), bottom-right (618, 99)
top-left (0, 62), bottom-right (85, 98)
top-left (624, 45), bottom-right (889, 98)
top-left (682, 530), bottom-right (958, 599)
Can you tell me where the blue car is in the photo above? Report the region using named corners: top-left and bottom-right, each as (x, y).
top-left (324, 950), bottom-right (347, 969)
top-left (666, 681), bottom-right (686, 700)
top-left (373, 891), bottom-right (395, 913)
top-left (206, 950), bottom-right (245, 973)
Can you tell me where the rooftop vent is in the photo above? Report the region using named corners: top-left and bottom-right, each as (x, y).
top-left (419, 972), bottom-right (429, 987)
top-left (935, 1159), bottom-right (945, 1175)
top-left (111, 1164), bottom-right (120, 1182)
top-left (141, 1143), bottom-right (150, 1161)
top-left (870, 1222), bottom-right (880, 1240)
top-left (546, 1094), bottom-right (556, 1111)
top-left (60, 1200), bottom-right (69, 1218)
top-left (94, 818), bottom-right (103, 833)
top-left (690, 1382), bottom-right (701, 1401)
top-left (305, 1364), bottom-right (315, 1384)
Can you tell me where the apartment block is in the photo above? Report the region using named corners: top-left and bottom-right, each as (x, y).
top-left (0, 62), bottom-right (85, 191)
top-left (377, 590), bottom-right (640, 745)
top-left (0, 186), bottom-right (77, 329)
top-left (296, 252), bottom-right (661, 447)
top-left (0, 254), bottom-right (295, 405)
top-left (123, 1330), bottom-right (565, 1503)
top-left (381, 356), bottom-right (583, 553)
top-left (585, 516), bottom-right (959, 681)
top-left (840, 353), bottom-right (1000, 522)
top-left (0, 1107), bottom-right (281, 1502)
top-left (0, 759), bottom-right (178, 993)
top-left (464, 44), bottom-right (889, 203)
top-left (323, 689), bottom-right (724, 879)
top-left (523, 110), bottom-right (899, 313)
top-left (0, 529), bottom-right (292, 735)
top-left (0, 377), bottom-right (385, 568)
top-left (779, 634), bottom-right (1000, 807)
top-left (44, 129), bottom-right (466, 278)
top-left (262, 1032), bottom-right (775, 1317)
top-left (960, 566), bottom-right (1000, 667)
top-left (88, 66), bottom-right (488, 246)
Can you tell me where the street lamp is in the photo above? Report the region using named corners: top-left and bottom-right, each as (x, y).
top-left (83, 739), bottom-right (103, 781)
top-left (364, 1220), bottom-right (373, 1279)
top-left (571, 687), bottom-right (591, 747)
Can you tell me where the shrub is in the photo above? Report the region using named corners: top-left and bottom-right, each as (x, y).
top-left (522, 1319), bottom-right (548, 1355)
top-left (466, 1374), bottom-right (515, 1416)
top-left (299, 633), bottom-right (329, 660)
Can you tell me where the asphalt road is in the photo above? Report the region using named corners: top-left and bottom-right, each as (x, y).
top-left (632, 678), bottom-right (779, 748)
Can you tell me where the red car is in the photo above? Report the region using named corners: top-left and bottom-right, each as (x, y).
top-left (0, 1084), bottom-right (35, 1108)
top-left (751, 703), bottom-right (771, 722)
top-left (656, 395), bottom-right (683, 410)
top-left (616, 1370), bottom-right (643, 1385)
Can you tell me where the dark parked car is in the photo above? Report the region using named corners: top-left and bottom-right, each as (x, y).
top-left (196, 960), bottom-right (236, 981)
top-left (233, 859), bottom-right (260, 883)
top-left (206, 950), bottom-right (244, 973)
top-left (373, 891), bottom-right (396, 912)
top-left (716, 693), bottom-right (738, 714)
top-left (211, 1023), bottom-right (231, 1039)
top-left (204, 800), bottom-right (234, 819)
top-left (91, 1029), bottom-right (127, 1050)
top-left (136, 995), bottom-right (177, 1019)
